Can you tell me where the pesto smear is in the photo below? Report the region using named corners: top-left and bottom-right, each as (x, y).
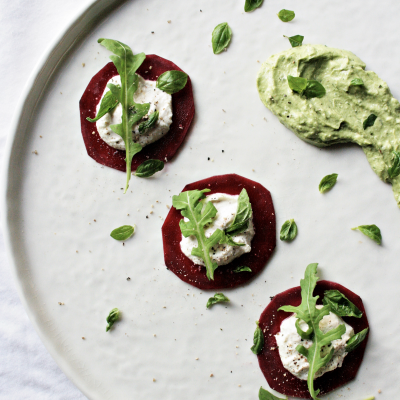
top-left (257, 44), bottom-right (400, 207)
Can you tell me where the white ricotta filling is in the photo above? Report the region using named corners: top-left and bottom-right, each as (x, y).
top-left (96, 74), bottom-right (173, 150)
top-left (275, 306), bottom-right (354, 381)
top-left (180, 193), bottom-right (255, 266)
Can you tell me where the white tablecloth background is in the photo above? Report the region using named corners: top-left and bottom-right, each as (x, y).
top-left (0, 1), bottom-right (94, 398)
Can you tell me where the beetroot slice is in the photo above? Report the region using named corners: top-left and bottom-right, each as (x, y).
top-left (162, 174), bottom-right (276, 290)
top-left (258, 280), bottom-right (370, 399)
top-left (79, 55), bottom-right (195, 171)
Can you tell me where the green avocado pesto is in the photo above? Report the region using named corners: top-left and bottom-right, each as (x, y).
top-left (257, 44), bottom-right (400, 207)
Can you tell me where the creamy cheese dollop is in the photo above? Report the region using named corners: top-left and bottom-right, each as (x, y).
top-left (275, 306), bottom-right (354, 380)
top-left (96, 75), bottom-right (173, 150)
top-left (180, 193), bottom-right (255, 266)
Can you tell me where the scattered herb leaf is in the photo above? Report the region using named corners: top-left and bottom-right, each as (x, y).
top-left (287, 76), bottom-right (325, 99)
top-left (106, 308), bottom-right (120, 332)
top-left (363, 114), bottom-right (377, 130)
top-left (388, 151), bottom-right (400, 179)
top-left (138, 110), bottom-right (159, 134)
top-left (232, 266), bottom-right (252, 273)
top-left (278, 9), bottom-right (295, 22)
top-left (350, 78), bottom-right (364, 86)
top-left (156, 70), bottom-right (188, 94)
top-left (135, 159), bottom-right (164, 177)
top-left (287, 75), bottom-right (307, 94)
top-left (345, 327), bottom-right (369, 353)
top-left (226, 188), bottom-right (252, 236)
top-left (259, 387), bottom-right (287, 400)
top-left (212, 22), bottom-right (232, 54)
top-left (251, 321), bottom-right (264, 355)
top-left (206, 293), bottom-right (230, 308)
top-left (319, 173), bottom-right (338, 193)
top-left (280, 219), bottom-right (298, 241)
top-left (284, 35), bottom-right (304, 48)
top-left (110, 225), bottom-right (135, 241)
top-left (86, 90), bottom-right (119, 122)
top-left (352, 224), bottom-right (382, 245)
top-left (244, 0), bottom-right (263, 12)
top-left (322, 290), bottom-right (362, 318)
top-left (278, 263), bottom-right (346, 399)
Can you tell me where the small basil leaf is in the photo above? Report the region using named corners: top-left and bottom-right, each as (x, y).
top-left (352, 224), bottom-right (382, 245)
top-left (156, 70), bottom-right (188, 94)
top-left (206, 293), bottom-right (230, 308)
top-left (106, 308), bottom-right (120, 332)
top-left (388, 151), bottom-right (400, 179)
top-left (259, 387), bottom-right (287, 400)
top-left (244, 0), bottom-right (263, 12)
top-left (232, 266), bottom-right (252, 273)
top-left (278, 9), bottom-right (295, 22)
top-left (110, 225), bottom-right (135, 241)
top-left (135, 159), bottom-right (164, 178)
top-left (363, 114), bottom-right (377, 130)
top-left (287, 75), bottom-right (307, 94)
top-left (138, 110), bottom-right (159, 134)
top-left (226, 188), bottom-right (252, 236)
top-left (212, 22), bottom-right (232, 54)
top-left (322, 290), bottom-right (362, 318)
top-left (251, 321), bottom-right (264, 355)
top-left (345, 328), bottom-right (369, 352)
top-left (319, 173), bottom-right (338, 193)
top-left (219, 233), bottom-right (245, 247)
top-left (86, 90), bottom-right (119, 122)
top-left (283, 35), bottom-right (304, 48)
top-left (350, 78), bottom-right (364, 86)
top-left (303, 80), bottom-right (326, 99)
top-left (280, 219), bottom-right (298, 241)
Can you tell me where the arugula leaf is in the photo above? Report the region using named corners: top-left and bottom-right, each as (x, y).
top-left (135, 159), bottom-right (164, 177)
top-left (363, 114), bottom-right (377, 130)
top-left (279, 263), bottom-right (346, 400)
top-left (345, 327), bottom-right (369, 352)
top-left (226, 189), bottom-right (252, 236)
top-left (110, 225), bottom-right (135, 241)
top-left (138, 111), bottom-right (159, 134)
top-left (232, 266), bottom-right (252, 273)
top-left (86, 90), bottom-right (119, 122)
top-left (106, 308), bottom-right (120, 332)
top-left (206, 293), bottom-right (230, 308)
top-left (251, 321), bottom-right (264, 355)
top-left (98, 38), bottom-right (150, 193)
top-left (388, 151), bottom-right (400, 179)
top-left (319, 173), bottom-right (338, 193)
top-left (259, 387), bottom-right (287, 400)
top-left (219, 234), bottom-right (245, 247)
top-left (287, 76), bottom-right (326, 99)
top-left (212, 22), bottom-right (232, 54)
top-left (278, 9), bottom-right (295, 22)
top-left (156, 71), bottom-right (188, 94)
top-left (283, 35), bottom-right (304, 48)
top-left (352, 224), bottom-right (382, 245)
top-left (322, 290), bottom-right (362, 318)
top-left (280, 219), bottom-right (297, 241)
top-left (244, 0), bottom-right (263, 12)
top-left (350, 78), bottom-right (364, 86)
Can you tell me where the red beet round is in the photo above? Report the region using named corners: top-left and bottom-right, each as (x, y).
top-left (79, 55), bottom-right (195, 171)
top-left (162, 174), bottom-right (276, 290)
top-left (258, 280), bottom-right (369, 398)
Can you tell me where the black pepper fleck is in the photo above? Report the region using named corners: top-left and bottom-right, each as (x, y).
top-left (127, 277), bottom-right (131, 281)
top-left (222, 150), bottom-right (224, 153)
top-left (146, 215), bottom-right (149, 219)
top-left (207, 157), bottom-right (210, 160)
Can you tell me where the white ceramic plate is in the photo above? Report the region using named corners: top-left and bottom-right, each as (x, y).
top-left (2, 0), bottom-right (399, 398)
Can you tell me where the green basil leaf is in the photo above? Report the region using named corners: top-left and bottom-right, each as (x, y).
top-left (283, 35), bottom-right (304, 48)
top-left (206, 293), bottom-right (230, 308)
top-left (278, 9), bottom-right (295, 22)
top-left (345, 327), bottom-right (369, 352)
top-left (319, 173), bottom-right (338, 193)
top-left (138, 110), bottom-right (159, 134)
top-left (388, 151), bottom-right (400, 179)
top-left (363, 114), bottom-right (377, 130)
top-left (156, 70), bottom-right (188, 94)
top-left (225, 188), bottom-right (252, 236)
top-left (110, 225), bottom-right (135, 241)
top-left (106, 308), bottom-right (120, 332)
top-left (232, 266), bottom-right (252, 273)
top-left (350, 78), bottom-right (364, 86)
top-left (244, 0), bottom-right (263, 12)
top-left (304, 80), bottom-right (326, 99)
top-left (212, 22), bottom-right (232, 54)
top-left (322, 290), bottom-right (362, 318)
top-left (280, 219), bottom-right (297, 241)
top-left (86, 90), bottom-right (119, 123)
top-left (135, 159), bottom-right (164, 178)
top-left (352, 224), bottom-right (382, 245)
top-left (251, 321), bottom-right (264, 355)
top-left (287, 75), bottom-right (307, 94)
top-left (259, 387), bottom-right (287, 400)
top-left (219, 233), bottom-right (245, 247)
